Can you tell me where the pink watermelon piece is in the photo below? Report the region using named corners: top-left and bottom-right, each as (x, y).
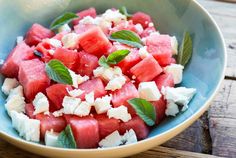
top-left (25, 103), bottom-right (35, 119)
top-left (130, 56), bottom-right (162, 82)
top-left (76, 51), bottom-right (98, 76)
top-left (151, 97), bottom-right (167, 125)
top-left (79, 26), bottom-right (112, 57)
top-left (1, 42), bottom-right (34, 78)
top-left (35, 42), bottom-right (53, 63)
top-left (141, 26), bottom-right (156, 38)
top-left (18, 59), bottom-right (50, 101)
top-left (72, 7), bottom-right (97, 26)
top-left (25, 23), bottom-right (54, 46)
top-left (119, 116), bottom-right (149, 140)
top-left (154, 73), bottom-right (174, 90)
top-left (131, 12), bottom-right (152, 29)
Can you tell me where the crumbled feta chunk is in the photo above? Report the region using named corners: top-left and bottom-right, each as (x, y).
top-left (48, 49), bottom-right (55, 55)
top-left (93, 66), bottom-right (123, 81)
top-left (61, 33), bottom-right (79, 49)
top-left (134, 24), bottom-right (144, 34)
top-left (138, 46), bottom-right (150, 59)
top-left (52, 109), bottom-right (64, 117)
top-left (105, 76), bottom-right (126, 91)
top-left (94, 17), bottom-right (112, 32)
top-left (165, 101), bottom-right (179, 116)
top-left (148, 22), bottom-right (154, 27)
top-left (107, 106), bottom-right (131, 122)
top-left (102, 9), bottom-right (126, 25)
top-left (5, 95), bottom-right (25, 116)
top-left (58, 23), bottom-right (71, 33)
top-left (122, 129), bottom-right (138, 145)
top-left (62, 96), bottom-right (81, 114)
top-left (67, 88), bottom-right (84, 98)
top-left (85, 91), bottom-right (94, 105)
top-left (74, 101), bottom-right (91, 117)
top-left (138, 81), bottom-right (161, 101)
top-left (45, 131), bottom-right (60, 147)
top-left (77, 74), bottom-right (89, 85)
top-left (11, 111), bottom-right (29, 137)
top-left (33, 92), bottom-right (49, 115)
top-left (16, 36), bottom-right (24, 44)
top-left (69, 70), bottom-right (89, 88)
top-left (48, 39), bottom-right (62, 48)
top-left (7, 85), bottom-right (24, 101)
top-left (79, 16), bottom-right (96, 25)
top-left (2, 78), bottom-right (19, 95)
top-left (164, 64), bottom-right (184, 84)
top-left (171, 36), bottom-right (178, 55)
top-left (99, 130), bottom-right (123, 148)
top-left (94, 95), bottom-right (112, 114)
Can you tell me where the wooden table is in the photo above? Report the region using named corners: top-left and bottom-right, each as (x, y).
top-left (1, 0), bottom-right (236, 157)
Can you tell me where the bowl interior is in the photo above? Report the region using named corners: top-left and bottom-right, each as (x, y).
top-left (0, 0), bottom-right (225, 145)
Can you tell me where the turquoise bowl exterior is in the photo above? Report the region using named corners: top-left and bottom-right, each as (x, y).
top-left (0, 0), bottom-right (226, 158)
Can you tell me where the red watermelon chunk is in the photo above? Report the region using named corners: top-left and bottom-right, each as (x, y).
top-left (53, 47), bottom-right (79, 71)
top-left (18, 59), bottom-right (50, 101)
top-left (119, 116), bottom-right (149, 140)
top-left (146, 34), bottom-right (172, 66)
top-left (46, 84), bottom-right (72, 110)
top-left (1, 42), bottom-right (34, 78)
top-left (25, 23), bottom-right (54, 46)
top-left (154, 73), bottom-right (174, 90)
top-left (94, 114), bottom-right (120, 139)
top-left (130, 56), bottom-right (162, 82)
top-left (72, 7), bottom-right (97, 26)
top-left (78, 78), bottom-right (106, 100)
top-left (112, 82), bottom-right (139, 115)
top-left (151, 97), bottom-right (167, 125)
top-left (25, 103), bottom-right (35, 119)
top-left (79, 26), bottom-right (112, 57)
top-left (36, 113), bottom-right (66, 139)
top-left (66, 115), bottom-right (99, 148)
top-left (131, 12), bottom-right (152, 29)
top-left (76, 51), bottom-right (98, 76)
top-left (35, 42), bottom-right (53, 62)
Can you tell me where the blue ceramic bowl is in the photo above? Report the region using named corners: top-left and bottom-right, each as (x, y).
top-left (0, 0), bottom-right (226, 157)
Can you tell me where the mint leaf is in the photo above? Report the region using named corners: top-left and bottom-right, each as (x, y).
top-left (50, 12), bottom-right (78, 30)
top-left (98, 56), bottom-right (110, 68)
top-left (110, 30), bottom-right (143, 48)
top-left (119, 6), bottom-right (132, 18)
top-left (58, 125), bottom-right (77, 149)
top-left (107, 50), bottom-right (130, 64)
top-left (177, 32), bottom-right (193, 66)
top-left (128, 98), bottom-right (156, 126)
top-left (46, 59), bottom-right (73, 85)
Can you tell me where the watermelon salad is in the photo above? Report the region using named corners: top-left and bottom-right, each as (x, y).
top-left (0, 7), bottom-right (196, 149)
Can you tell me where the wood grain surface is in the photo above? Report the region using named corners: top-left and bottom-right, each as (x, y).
top-left (0, 0), bottom-right (235, 158)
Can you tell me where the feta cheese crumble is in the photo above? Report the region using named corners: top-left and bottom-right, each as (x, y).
top-left (74, 101), bottom-right (91, 117)
top-left (165, 101), bottom-right (179, 116)
top-left (62, 96), bottom-right (81, 114)
top-left (164, 64), bottom-right (184, 84)
top-left (5, 95), bottom-right (25, 116)
top-left (102, 9), bottom-right (126, 25)
top-left (107, 106), bottom-right (131, 122)
top-left (134, 24), bottom-right (144, 34)
top-left (122, 129), bottom-right (138, 145)
top-left (48, 38), bottom-right (62, 48)
top-left (93, 66), bottom-right (123, 81)
top-left (138, 81), bottom-right (161, 101)
top-left (94, 95), bottom-right (112, 114)
top-left (2, 78), bottom-right (19, 95)
top-left (52, 109), bottom-right (64, 117)
top-left (105, 76), bottom-right (126, 91)
top-left (7, 85), bottom-right (24, 101)
top-left (62, 33), bottom-right (79, 49)
top-left (171, 36), bottom-right (178, 55)
top-left (69, 70), bottom-right (89, 88)
top-left (45, 131), bottom-right (60, 147)
top-left (85, 91), bottom-right (95, 105)
top-left (138, 46), bottom-right (150, 59)
top-left (67, 88), bottom-right (84, 98)
top-left (99, 131), bottom-right (123, 148)
top-left (33, 92), bottom-right (49, 115)
top-left (16, 36), bottom-right (24, 44)
top-left (58, 23), bottom-right (71, 33)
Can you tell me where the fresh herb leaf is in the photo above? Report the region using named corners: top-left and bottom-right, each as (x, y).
top-left (46, 59), bottom-right (73, 85)
top-left (98, 56), bottom-right (110, 68)
top-left (50, 12), bottom-right (78, 30)
top-left (128, 98), bottom-right (156, 126)
top-left (177, 32), bottom-right (193, 66)
top-left (58, 125), bottom-right (77, 149)
top-left (119, 6), bottom-right (132, 18)
top-left (110, 30), bottom-right (143, 48)
top-left (33, 50), bottom-right (43, 58)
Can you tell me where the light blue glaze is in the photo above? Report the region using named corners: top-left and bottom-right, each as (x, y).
top-left (0, 0), bottom-right (225, 145)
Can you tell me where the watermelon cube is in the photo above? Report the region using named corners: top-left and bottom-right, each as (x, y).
top-left (72, 7), bottom-right (97, 26)
top-left (130, 56), bottom-right (162, 82)
top-left (76, 51), bottom-right (98, 76)
top-left (78, 78), bottom-right (106, 100)
top-left (79, 26), bottom-right (112, 57)
top-left (146, 34), bottom-right (172, 66)
top-left (131, 12), bottom-right (152, 29)
top-left (25, 23), bottom-right (54, 46)
top-left (46, 84), bottom-right (72, 110)
top-left (25, 103), bottom-right (35, 119)
top-left (53, 47), bottom-right (79, 71)
top-left (35, 42), bottom-right (53, 62)
top-left (36, 113), bottom-right (66, 139)
top-left (112, 82), bottom-right (139, 115)
top-left (94, 114), bottom-right (120, 139)
top-left (151, 97), bottom-right (167, 125)
top-left (119, 116), bottom-right (149, 140)
top-left (18, 59), bottom-right (50, 101)
top-left (1, 42), bottom-right (34, 78)
top-left (66, 115), bottom-right (99, 148)
top-left (154, 73), bottom-right (174, 90)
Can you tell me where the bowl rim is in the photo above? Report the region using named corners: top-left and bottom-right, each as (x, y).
top-left (0, 0), bottom-right (227, 156)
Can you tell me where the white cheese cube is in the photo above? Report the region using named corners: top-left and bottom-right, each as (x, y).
top-left (6, 85), bottom-right (24, 101)
top-left (48, 39), bottom-right (62, 48)
top-left (94, 95), bottom-right (112, 114)
top-left (85, 91), bottom-right (94, 105)
top-left (138, 46), bottom-right (150, 59)
top-left (11, 111), bottom-right (29, 137)
top-left (45, 131), bottom-right (60, 147)
top-left (102, 9), bottom-right (126, 25)
top-left (171, 36), bottom-right (178, 55)
top-left (99, 130), bottom-right (123, 148)
top-left (61, 33), bottom-right (79, 49)
top-left (122, 129), bottom-right (138, 145)
top-left (77, 74), bottom-right (89, 85)
top-left (134, 24), bottom-right (144, 34)
top-left (62, 96), bottom-right (81, 114)
top-left (69, 70), bottom-right (89, 88)
top-left (33, 92), bottom-right (49, 115)
top-left (93, 66), bottom-right (123, 81)
top-left (58, 23), bottom-right (71, 33)
top-left (138, 81), bottom-right (161, 101)
top-left (107, 106), bottom-right (131, 122)
top-left (164, 64), bottom-right (184, 84)
top-left (79, 16), bottom-right (96, 25)
top-left (16, 36), bottom-right (24, 44)
top-left (5, 95), bottom-right (25, 116)
top-left (2, 78), bottom-right (19, 95)
top-left (105, 76), bottom-right (126, 91)
top-left (67, 88), bottom-right (84, 98)
top-left (165, 101), bottom-right (179, 116)
top-left (24, 119), bottom-right (40, 142)
top-left (94, 17), bottom-right (112, 32)
top-left (74, 101), bottom-right (91, 117)
top-left (52, 109), bottom-right (64, 117)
